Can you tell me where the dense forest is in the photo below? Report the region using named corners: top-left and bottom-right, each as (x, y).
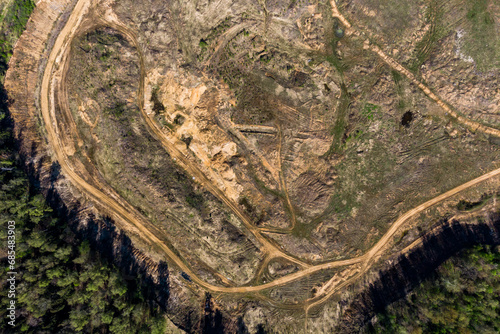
top-left (1, 0), bottom-right (500, 333)
top-left (0, 143), bottom-right (167, 333)
top-left (366, 245), bottom-right (500, 333)
top-left (0, 72), bottom-right (167, 332)
top-left (0, 1), bottom-right (168, 332)
top-left (0, 162), bottom-right (167, 332)
top-left (0, 0), bottom-right (35, 80)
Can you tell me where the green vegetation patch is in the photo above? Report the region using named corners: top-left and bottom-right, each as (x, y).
top-left (456, 194), bottom-right (492, 212)
top-left (324, 84), bottom-right (351, 156)
top-left (290, 220), bottom-right (316, 239)
top-left (0, 0), bottom-right (35, 80)
top-left (367, 245), bottom-right (500, 333)
top-left (0, 113), bottom-right (167, 333)
top-left (461, 0), bottom-right (499, 71)
top-left (354, 0), bottom-right (423, 41)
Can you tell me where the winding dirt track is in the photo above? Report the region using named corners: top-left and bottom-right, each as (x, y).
top-left (329, 0), bottom-right (500, 138)
top-left (38, 0), bottom-right (500, 308)
top-left (113, 25), bottom-right (309, 270)
top-left (305, 0), bottom-right (500, 312)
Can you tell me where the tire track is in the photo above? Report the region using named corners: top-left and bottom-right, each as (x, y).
top-left (38, 0), bottom-right (500, 307)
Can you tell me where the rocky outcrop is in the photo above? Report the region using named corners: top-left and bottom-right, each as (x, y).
top-left (337, 214), bottom-right (500, 333)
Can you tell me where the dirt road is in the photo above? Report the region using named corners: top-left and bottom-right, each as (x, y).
top-left (330, 0), bottom-right (500, 138)
top-left (302, 0), bottom-right (500, 311)
top-left (305, 165), bottom-right (500, 312)
top-left (37, 0), bottom-right (500, 308)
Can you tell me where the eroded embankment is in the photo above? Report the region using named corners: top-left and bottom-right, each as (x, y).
top-left (4, 2), bottom-right (242, 331)
top-left (3, 0), bottom-right (177, 322)
top-left (6, 1), bottom-right (500, 333)
top-left (337, 214), bottom-right (500, 333)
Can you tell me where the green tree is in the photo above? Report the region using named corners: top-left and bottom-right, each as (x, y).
top-left (367, 245), bottom-right (500, 333)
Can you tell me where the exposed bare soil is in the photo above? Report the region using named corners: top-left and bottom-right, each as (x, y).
top-left (5, 0), bottom-right (500, 331)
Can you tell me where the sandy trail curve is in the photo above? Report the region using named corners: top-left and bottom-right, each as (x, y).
top-left (37, 0), bottom-right (500, 308)
top-left (330, 0), bottom-right (500, 138)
